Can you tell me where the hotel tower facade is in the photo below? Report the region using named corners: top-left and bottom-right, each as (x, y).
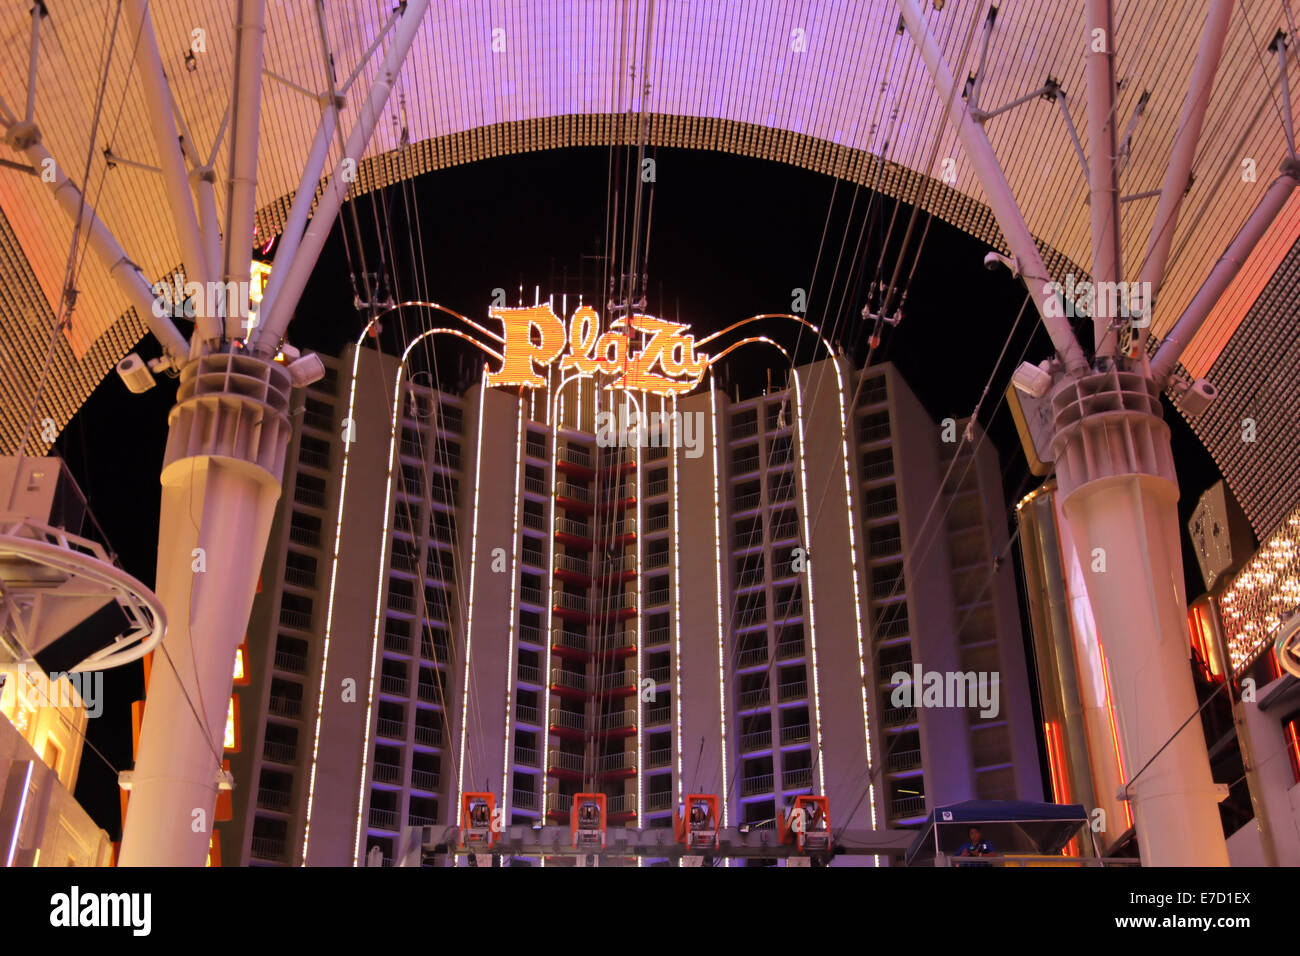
top-left (215, 336), bottom-right (1042, 866)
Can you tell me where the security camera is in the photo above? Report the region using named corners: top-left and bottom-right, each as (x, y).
top-left (983, 251), bottom-right (1020, 277)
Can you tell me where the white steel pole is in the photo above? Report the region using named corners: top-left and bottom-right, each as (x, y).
top-left (222, 0), bottom-right (268, 341)
top-left (6, 129), bottom-right (189, 366)
top-left (1137, 0), bottom-right (1233, 357)
top-left (255, 98), bottom-right (340, 330)
top-left (1149, 160), bottom-right (1300, 383)
top-left (124, 0), bottom-right (217, 343)
top-left (896, 0), bottom-right (1090, 376)
top-left (1084, 0), bottom-right (1123, 358)
top-left (253, 0), bottom-right (432, 352)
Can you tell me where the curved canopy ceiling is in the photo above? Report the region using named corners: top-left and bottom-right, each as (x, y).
top-left (1, 0), bottom-right (1297, 534)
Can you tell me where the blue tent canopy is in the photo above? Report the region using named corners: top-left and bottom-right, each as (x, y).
top-left (905, 800), bottom-right (1089, 866)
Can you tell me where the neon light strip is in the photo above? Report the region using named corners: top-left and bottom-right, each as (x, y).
top-left (541, 373), bottom-right (584, 865)
top-left (790, 372), bottom-right (826, 795)
top-left (709, 376), bottom-right (730, 834)
top-left (457, 374), bottom-right (490, 831)
top-left (351, 353), bottom-right (410, 865)
top-left (303, 334), bottom-right (371, 864)
top-left (830, 359), bottom-right (876, 848)
top-left (671, 395), bottom-right (685, 809)
top-left (1098, 649), bottom-right (1135, 829)
top-left (500, 395), bottom-right (525, 817)
top-left (5, 761), bottom-right (33, 866)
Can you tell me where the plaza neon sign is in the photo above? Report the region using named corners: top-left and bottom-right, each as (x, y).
top-left (484, 304), bottom-right (708, 396)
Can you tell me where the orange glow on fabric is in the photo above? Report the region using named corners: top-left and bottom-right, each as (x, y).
top-left (485, 304), bottom-right (567, 388)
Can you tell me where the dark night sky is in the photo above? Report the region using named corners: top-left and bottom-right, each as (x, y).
top-left (52, 145), bottom-right (1222, 838)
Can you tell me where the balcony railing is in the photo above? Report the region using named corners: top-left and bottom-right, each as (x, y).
top-left (645, 665), bottom-right (670, 685)
top-left (557, 480), bottom-right (591, 502)
top-left (866, 498), bottom-right (899, 518)
top-left (644, 705), bottom-right (671, 726)
top-left (863, 459), bottom-right (894, 481)
top-left (737, 647), bottom-right (768, 669)
top-left (284, 566), bottom-right (316, 589)
top-left (274, 650), bottom-right (307, 674)
top-left (739, 729), bottom-right (772, 752)
top-left (873, 577), bottom-right (905, 599)
top-left (369, 808), bottom-right (399, 831)
top-left (514, 746), bottom-right (539, 768)
top-left (288, 525), bottom-right (321, 548)
top-left (522, 510), bottom-right (547, 532)
top-left (883, 706), bottom-right (918, 725)
top-left (644, 626), bottom-right (670, 646)
top-left (554, 516), bottom-right (592, 539)
top-left (257, 788), bottom-right (292, 812)
top-left (550, 667), bottom-right (589, 692)
top-left (741, 773), bottom-right (773, 796)
top-left (644, 513), bottom-right (669, 533)
top-left (554, 554), bottom-right (591, 577)
top-left (387, 592), bottom-right (416, 613)
top-left (860, 422), bottom-right (891, 443)
top-left (299, 447), bottom-right (330, 469)
top-left (646, 791), bottom-right (672, 812)
top-left (549, 750), bottom-right (584, 773)
top-left (549, 707), bottom-right (586, 732)
top-left (642, 551), bottom-right (668, 570)
top-left (263, 740), bottom-right (297, 764)
top-left (777, 680), bottom-right (807, 702)
top-left (783, 767), bottom-right (813, 790)
top-left (891, 795), bottom-right (927, 818)
top-left (383, 633), bottom-right (412, 655)
top-left (377, 718), bottom-right (405, 740)
top-left (553, 591), bottom-right (588, 613)
top-left (521, 586), bottom-right (544, 606)
top-left (517, 663), bottom-right (542, 685)
top-left (598, 553), bottom-right (636, 576)
top-left (524, 475), bottom-right (546, 495)
top-left (781, 723), bottom-right (810, 745)
top-left (380, 675), bottom-right (409, 697)
top-left (373, 762), bottom-right (403, 785)
top-left (646, 479), bottom-right (668, 496)
top-left (770, 523), bottom-right (799, 542)
top-left (559, 444), bottom-right (593, 468)
top-left (414, 725), bottom-right (442, 748)
top-left (411, 769), bottom-right (440, 792)
top-left (731, 420), bottom-right (759, 439)
top-left (279, 607), bottom-right (312, 630)
top-left (737, 688), bottom-right (768, 709)
top-left (733, 491), bottom-right (761, 512)
top-left (887, 749), bottom-right (922, 772)
top-left (880, 660), bottom-right (913, 682)
top-left (646, 747), bottom-right (671, 769)
top-left (267, 696), bottom-right (302, 719)
top-left (250, 837), bottom-right (286, 860)
top-left (600, 709), bottom-right (637, 731)
top-left (775, 639), bottom-right (804, 660)
top-left (870, 536), bottom-right (902, 557)
top-left (516, 703), bottom-right (539, 724)
top-left (547, 793), bottom-right (573, 815)
top-left (416, 683), bottom-right (443, 705)
top-left (512, 787), bottom-right (538, 810)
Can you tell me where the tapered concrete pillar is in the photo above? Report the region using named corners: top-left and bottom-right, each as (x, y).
top-left (1050, 370), bottom-right (1228, 866)
top-left (120, 352), bottom-right (292, 866)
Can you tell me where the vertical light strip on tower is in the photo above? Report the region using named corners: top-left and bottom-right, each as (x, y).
top-left (303, 333), bottom-right (370, 863)
top-left (352, 360), bottom-right (411, 864)
top-left (501, 395), bottom-right (526, 817)
top-left (708, 376), bottom-right (730, 832)
top-left (627, 391), bottom-right (645, 850)
top-left (790, 373), bottom-right (826, 794)
top-left (457, 374), bottom-right (490, 829)
top-left (831, 359), bottom-right (876, 841)
top-left (670, 395), bottom-right (685, 807)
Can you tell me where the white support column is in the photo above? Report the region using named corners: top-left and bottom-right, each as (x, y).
top-left (253, 0), bottom-right (432, 353)
top-left (1149, 159), bottom-right (1300, 384)
top-left (1138, 0), bottom-right (1233, 356)
top-left (222, 0), bottom-right (268, 341)
top-left (1084, 0), bottom-right (1123, 358)
top-left (896, 0), bottom-right (1089, 375)
top-left (123, 0), bottom-right (217, 343)
top-left (4, 127), bottom-right (189, 366)
top-left (1049, 371), bottom-right (1229, 866)
top-left (119, 353), bottom-right (292, 866)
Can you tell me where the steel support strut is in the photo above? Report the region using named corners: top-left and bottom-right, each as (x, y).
top-left (895, 0), bottom-right (1089, 375)
top-left (1137, 0), bottom-right (1233, 359)
top-left (1149, 159), bottom-right (1300, 384)
top-left (222, 0), bottom-right (268, 341)
top-left (252, 0), bottom-right (433, 352)
top-left (124, 0), bottom-right (217, 344)
top-left (1084, 0), bottom-right (1123, 358)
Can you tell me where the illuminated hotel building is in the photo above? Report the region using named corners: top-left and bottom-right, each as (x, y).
top-left (217, 340), bottom-right (1042, 866)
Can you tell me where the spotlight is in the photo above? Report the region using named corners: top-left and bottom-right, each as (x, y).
top-left (183, 49), bottom-right (197, 72)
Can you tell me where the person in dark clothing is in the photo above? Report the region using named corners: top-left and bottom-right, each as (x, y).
top-left (956, 826), bottom-right (995, 866)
